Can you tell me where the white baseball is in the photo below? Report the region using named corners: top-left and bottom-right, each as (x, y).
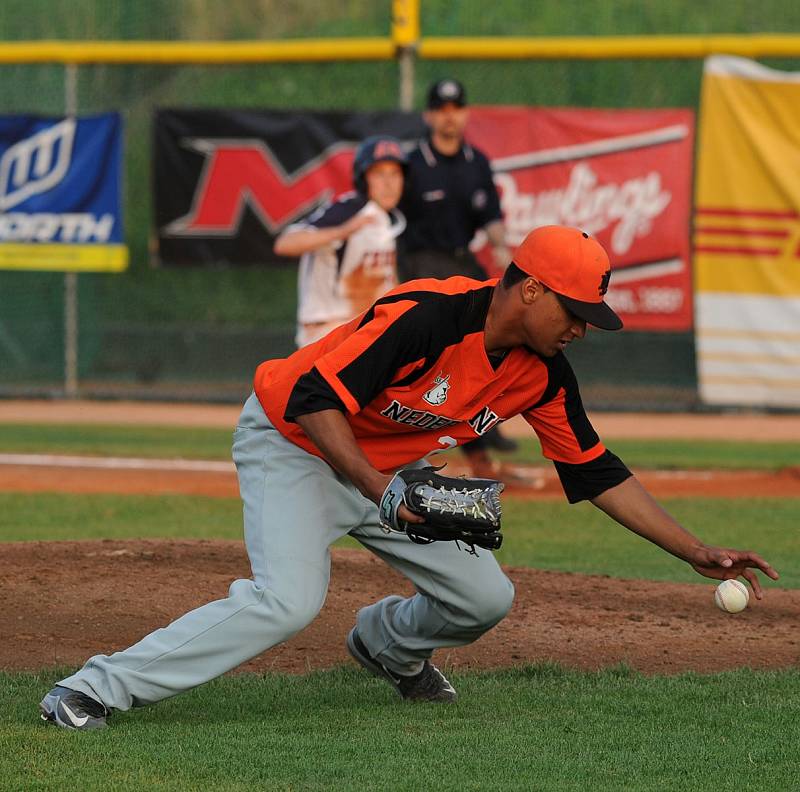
top-left (714, 579), bottom-right (749, 613)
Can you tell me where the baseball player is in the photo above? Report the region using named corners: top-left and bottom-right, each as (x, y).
top-left (39, 225), bottom-right (778, 730)
top-left (275, 136), bottom-right (407, 348)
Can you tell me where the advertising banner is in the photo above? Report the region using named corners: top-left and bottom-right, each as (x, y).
top-left (155, 106), bottom-right (693, 331)
top-left (694, 56), bottom-right (800, 408)
top-left (0, 113), bottom-right (127, 272)
top-left (467, 107), bottom-right (695, 331)
top-left (154, 109), bottom-right (424, 268)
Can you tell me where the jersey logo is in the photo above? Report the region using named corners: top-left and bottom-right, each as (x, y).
top-left (422, 373), bottom-right (450, 406)
top-left (380, 399), bottom-right (459, 430)
top-left (468, 406), bottom-right (501, 436)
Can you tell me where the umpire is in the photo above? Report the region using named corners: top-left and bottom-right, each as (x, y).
top-left (399, 77), bottom-right (511, 282)
top-left (400, 77), bottom-right (518, 462)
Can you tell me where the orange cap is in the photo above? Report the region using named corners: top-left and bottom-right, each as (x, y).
top-left (512, 225), bottom-right (622, 331)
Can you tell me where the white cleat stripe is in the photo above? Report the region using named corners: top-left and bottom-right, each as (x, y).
top-left (60, 701), bottom-right (89, 728)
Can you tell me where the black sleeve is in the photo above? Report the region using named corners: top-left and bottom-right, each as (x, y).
top-left (553, 449), bottom-right (633, 504)
top-left (306, 195), bottom-right (366, 229)
top-left (286, 286), bottom-right (492, 417)
top-left (284, 366), bottom-right (347, 422)
top-left (337, 302), bottom-right (439, 408)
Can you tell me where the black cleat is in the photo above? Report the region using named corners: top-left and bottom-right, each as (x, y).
top-left (346, 627), bottom-right (457, 702)
top-left (39, 686), bottom-right (109, 731)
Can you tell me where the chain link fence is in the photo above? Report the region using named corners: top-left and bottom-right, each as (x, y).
top-left (2, 1), bottom-right (800, 406)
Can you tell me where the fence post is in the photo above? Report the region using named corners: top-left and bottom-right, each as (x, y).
top-left (392, 0), bottom-right (419, 111)
top-left (63, 63), bottom-right (79, 398)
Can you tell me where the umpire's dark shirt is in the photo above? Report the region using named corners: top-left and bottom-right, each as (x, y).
top-left (400, 136), bottom-right (502, 254)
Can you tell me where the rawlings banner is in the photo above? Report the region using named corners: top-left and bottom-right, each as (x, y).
top-left (694, 56), bottom-right (800, 408)
top-left (0, 113), bottom-right (127, 272)
top-left (154, 109), bottom-right (424, 267)
top-left (467, 107), bottom-right (695, 331)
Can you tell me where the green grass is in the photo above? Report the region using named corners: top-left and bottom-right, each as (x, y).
top-left (2, 492), bottom-right (796, 588)
top-left (501, 436), bottom-right (800, 471)
top-left (498, 497), bottom-right (799, 587)
top-left (0, 492), bottom-right (241, 542)
top-left (3, 424), bottom-right (799, 470)
top-left (3, 666), bottom-right (799, 791)
top-left (0, 423), bottom-right (234, 459)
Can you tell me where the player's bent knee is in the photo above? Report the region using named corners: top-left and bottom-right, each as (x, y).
top-left (253, 588), bottom-right (326, 637)
top-left (469, 575), bottom-right (515, 629)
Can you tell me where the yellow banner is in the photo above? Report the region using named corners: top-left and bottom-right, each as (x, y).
top-left (695, 56), bottom-right (800, 407)
top-left (695, 55), bottom-right (800, 297)
top-left (0, 243), bottom-right (128, 272)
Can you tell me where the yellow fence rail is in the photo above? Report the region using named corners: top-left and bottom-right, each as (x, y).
top-left (0, 39), bottom-right (396, 64)
top-left (420, 34), bottom-right (800, 60)
top-left (2, 34), bottom-right (800, 65)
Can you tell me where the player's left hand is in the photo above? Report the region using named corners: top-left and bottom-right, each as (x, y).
top-left (688, 545), bottom-right (779, 598)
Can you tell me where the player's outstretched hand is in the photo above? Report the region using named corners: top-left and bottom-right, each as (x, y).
top-left (689, 545), bottom-right (779, 598)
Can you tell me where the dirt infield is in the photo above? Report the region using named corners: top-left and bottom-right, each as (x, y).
top-left (3, 540), bottom-right (798, 677)
top-left (1, 399), bottom-right (798, 677)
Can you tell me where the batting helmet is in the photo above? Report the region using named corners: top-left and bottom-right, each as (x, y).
top-left (352, 136), bottom-right (408, 195)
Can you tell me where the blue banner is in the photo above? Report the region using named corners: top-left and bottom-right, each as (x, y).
top-left (0, 113), bottom-right (127, 271)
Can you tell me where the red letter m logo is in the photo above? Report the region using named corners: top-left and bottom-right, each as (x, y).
top-left (162, 139), bottom-right (355, 237)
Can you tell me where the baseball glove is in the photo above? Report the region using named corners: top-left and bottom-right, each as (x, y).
top-left (378, 466), bottom-right (504, 553)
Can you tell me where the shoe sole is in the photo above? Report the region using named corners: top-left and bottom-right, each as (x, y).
top-left (39, 706), bottom-right (56, 724)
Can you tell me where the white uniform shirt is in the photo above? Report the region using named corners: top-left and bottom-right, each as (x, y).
top-left (293, 193), bottom-right (406, 347)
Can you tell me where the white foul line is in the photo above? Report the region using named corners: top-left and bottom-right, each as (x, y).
top-left (0, 453), bottom-right (234, 472)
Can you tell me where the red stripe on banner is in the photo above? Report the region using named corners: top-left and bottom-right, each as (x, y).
top-left (694, 226), bottom-right (790, 238)
top-left (696, 207), bottom-right (800, 219)
top-left (694, 245), bottom-right (782, 256)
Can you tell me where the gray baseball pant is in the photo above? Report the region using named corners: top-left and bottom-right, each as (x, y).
top-left (59, 393), bottom-right (514, 711)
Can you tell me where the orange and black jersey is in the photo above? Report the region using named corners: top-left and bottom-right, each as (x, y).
top-left (254, 276), bottom-right (631, 502)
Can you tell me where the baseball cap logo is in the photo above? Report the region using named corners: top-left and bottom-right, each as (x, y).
top-left (439, 81), bottom-right (460, 99)
top-left (427, 78), bottom-right (467, 109)
top-left (373, 140), bottom-right (403, 160)
top-left (598, 268), bottom-right (611, 296)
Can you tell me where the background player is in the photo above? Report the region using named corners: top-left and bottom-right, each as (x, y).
top-left (275, 136), bottom-right (407, 347)
top-left (39, 225), bottom-right (778, 731)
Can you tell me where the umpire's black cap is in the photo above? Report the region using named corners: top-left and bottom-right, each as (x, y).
top-left (426, 78), bottom-right (467, 109)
